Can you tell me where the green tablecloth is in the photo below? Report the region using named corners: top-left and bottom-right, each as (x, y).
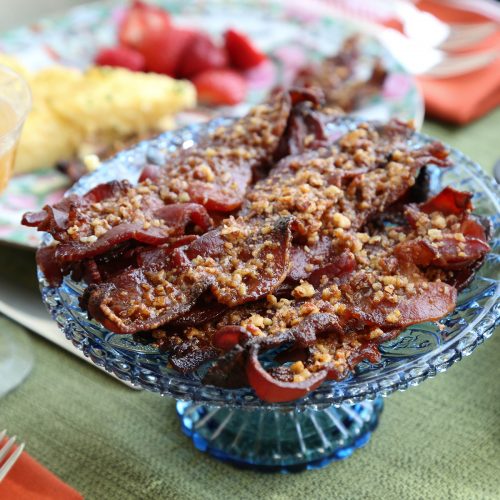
top-left (0, 108), bottom-right (499, 500)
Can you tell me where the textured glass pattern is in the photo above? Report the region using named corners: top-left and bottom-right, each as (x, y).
top-left (176, 398), bottom-right (383, 471)
top-left (39, 118), bottom-right (500, 411)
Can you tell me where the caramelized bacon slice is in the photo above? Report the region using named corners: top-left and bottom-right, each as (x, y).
top-left (399, 188), bottom-right (490, 273)
top-left (246, 345), bottom-right (327, 403)
top-left (184, 216), bottom-right (295, 306)
top-left (344, 277), bottom-right (457, 329)
top-left (395, 237), bottom-right (490, 270)
top-left (55, 204), bottom-right (212, 263)
top-left (83, 216), bottom-right (295, 333)
top-left (25, 176), bottom-right (212, 273)
top-left (22, 196), bottom-right (78, 239)
top-left (242, 121), bottom-right (451, 252)
top-left (84, 267), bottom-right (213, 334)
top-left (32, 199), bottom-right (211, 286)
top-left (22, 181), bottom-right (135, 242)
top-left (154, 89), bottom-right (317, 213)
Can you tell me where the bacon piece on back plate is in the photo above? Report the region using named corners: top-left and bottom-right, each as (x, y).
top-left (294, 36), bottom-right (387, 112)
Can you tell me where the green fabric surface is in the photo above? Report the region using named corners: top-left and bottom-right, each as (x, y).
top-left (0, 108), bottom-right (499, 500)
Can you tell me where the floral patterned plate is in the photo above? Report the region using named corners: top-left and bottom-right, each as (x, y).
top-left (0, 0), bottom-right (423, 249)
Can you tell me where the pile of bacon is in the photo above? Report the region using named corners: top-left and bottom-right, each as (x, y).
top-left (22, 89), bottom-right (491, 402)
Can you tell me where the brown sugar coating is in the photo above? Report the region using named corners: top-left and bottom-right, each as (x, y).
top-left (83, 215), bottom-right (295, 333)
top-left (243, 121), bottom-right (449, 245)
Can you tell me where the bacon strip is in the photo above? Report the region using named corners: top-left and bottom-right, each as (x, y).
top-left (54, 204), bottom-right (212, 263)
top-left (399, 189), bottom-right (491, 273)
top-left (419, 186), bottom-right (473, 215)
top-left (83, 216), bottom-right (295, 333)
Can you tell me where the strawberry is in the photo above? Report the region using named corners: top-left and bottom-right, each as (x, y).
top-left (224, 28), bottom-right (266, 70)
top-left (192, 69), bottom-right (247, 106)
top-left (119, 0), bottom-right (171, 50)
top-left (177, 32), bottom-right (228, 78)
top-left (140, 27), bottom-right (197, 76)
top-left (94, 46), bottom-right (145, 71)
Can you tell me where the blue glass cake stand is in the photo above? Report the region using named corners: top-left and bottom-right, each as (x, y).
top-left (39, 119), bottom-right (500, 472)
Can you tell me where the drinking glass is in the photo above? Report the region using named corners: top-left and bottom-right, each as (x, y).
top-left (0, 63), bottom-right (31, 191)
top-left (0, 63), bottom-right (33, 397)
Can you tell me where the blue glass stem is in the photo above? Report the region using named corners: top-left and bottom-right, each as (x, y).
top-left (176, 397), bottom-right (383, 472)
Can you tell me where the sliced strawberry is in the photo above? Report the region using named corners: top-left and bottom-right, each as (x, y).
top-left (118, 0), bottom-right (171, 50)
top-left (192, 69), bottom-right (247, 106)
top-left (224, 28), bottom-right (266, 70)
top-left (94, 46), bottom-right (145, 71)
top-left (140, 27), bottom-right (197, 76)
top-left (177, 32), bottom-right (228, 78)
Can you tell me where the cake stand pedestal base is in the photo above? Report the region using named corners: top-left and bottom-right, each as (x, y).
top-left (176, 397), bottom-right (383, 472)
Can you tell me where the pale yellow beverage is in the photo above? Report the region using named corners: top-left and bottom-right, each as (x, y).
top-left (0, 98), bottom-right (20, 191)
top-left (0, 64), bottom-right (31, 192)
